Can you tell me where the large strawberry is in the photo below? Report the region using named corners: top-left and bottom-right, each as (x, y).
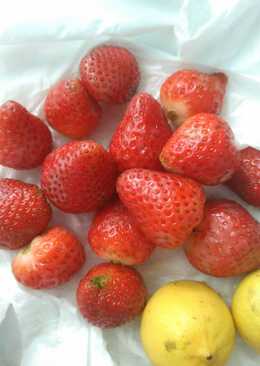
top-left (44, 79), bottom-right (101, 139)
top-left (41, 140), bottom-right (117, 213)
top-left (110, 93), bottom-right (171, 172)
top-left (0, 101), bottom-right (52, 169)
top-left (0, 178), bottom-right (52, 249)
top-left (117, 169), bottom-right (205, 249)
top-left (88, 200), bottom-right (154, 265)
top-left (160, 69), bottom-right (227, 126)
top-left (160, 113), bottom-right (239, 185)
top-left (77, 262), bottom-right (147, 328)
top-left (80, 45), bottom-right (140, 104)
top-left (227, 147), bottom-right (260, 207)
top-left (12, 226), bottom-right (86, 289)
top-left (185, 200), bottom-right (260, 277)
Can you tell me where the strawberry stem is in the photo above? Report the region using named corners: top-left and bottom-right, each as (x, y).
top-left (167, 110), bottom-right (178, 122)
top-left (91, 275), bottom-right (108, 289)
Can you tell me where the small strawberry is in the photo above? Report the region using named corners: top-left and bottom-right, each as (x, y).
top-left (185, 200), bottom-right (260, 277)
top-left (76, 262), bottom-right (147, 328)
top-left (44, 79), bottom-right (101, 139)
top-left (160, 113), bottom-right (239, 185)
top-left (88, 200), bottom-right (154, 265)
top-left (227, 147), bottom-right (260, 207)
top-left (12, 226), bottom-right (86, 289)
top-left (117, 169), bottom-right (205, 249)
top-left (0, 101), bottom-right (52, 169)
top-left (0, 178), bottom-right (52, 249)
top-left (160, 69), bottom-right (227, 126)
top-left (109, 93), bottom-right (171, 172)
top-left (41, 140), bottom-right (117, 213)
top-left (80, 45), bottom-right (140, 104)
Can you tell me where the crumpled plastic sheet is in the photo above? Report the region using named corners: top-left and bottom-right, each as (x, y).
top-left (0, 0), bottom-right (260, 365)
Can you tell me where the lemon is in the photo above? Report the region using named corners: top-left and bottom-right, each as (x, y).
top-left (232, 269), bottom-right (260, 353)
top-left (140, 280), bottom-right (235, 366)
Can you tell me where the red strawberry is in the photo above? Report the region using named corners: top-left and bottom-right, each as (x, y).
top-left (160, 69), bottom-right (227, 126)
top-left (0, 101), bottom-right (52, 169)
top-left (41, 140), bottom-right (117, 213)
top-left (12, 226), bottom-right (86, 289)
top-left (0, 178), bottom-right (52, 249)
top-left (109, 93), bottom-right (171, 172)
top-left (76, 262), bottom-right (147, 328)
top-left (117, 169), bottom-right (205, 249)
top-left (88, 200), bottom-right (154, 265)
top-left (44, 79), bottom-right (101, 139)
top-left (227, 147), bottom-right (260, 207)
top-left (185, 199), bottom-right (260, 277)
top-left (80, 45), bottom-right (140, 104)
top-left (160, 113), bottom-right (239, 185)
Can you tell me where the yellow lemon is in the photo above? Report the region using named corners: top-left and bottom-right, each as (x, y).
top-left (140, 280), bottom-right (235, 366)
top-left (232, 269), bottom-right (260, 353)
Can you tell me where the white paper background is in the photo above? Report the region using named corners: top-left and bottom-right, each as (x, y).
top-left (0, 0), bottom-right (260, 365)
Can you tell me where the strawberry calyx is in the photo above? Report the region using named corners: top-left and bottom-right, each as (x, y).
top-left (91, 275), bottom-right (109, 289)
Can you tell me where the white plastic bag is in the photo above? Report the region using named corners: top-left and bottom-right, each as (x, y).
top-left (0, 1), bottom-right (259, 365)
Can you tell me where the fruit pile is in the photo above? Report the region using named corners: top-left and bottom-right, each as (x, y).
top-left (0, 44), bottom-right (259, 365)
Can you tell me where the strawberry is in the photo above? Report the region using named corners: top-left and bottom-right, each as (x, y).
top-left (0, 178), bottom-right (52, 249)
top-left (117, 169), bottom-right (205, 249)
top-left (160, 113), bottom-right (239, 185)
top-left (80, 45), bottom-right (140, 104)
top-left (160, 69), bottom-right (227, 126)
top-left (109, 93), bottom-right (171, 172)
top-left (41, 140), bottom-right (117, 213)
top-left (185, 200), bottom-right (260, 277)
top-left (76, 262), bottom-right (147, 328)
top-left (227, 147), bottom-right (260, 207)
top-left (44, 79), bottom-right (101, 139)
top-left (0, 101), bottom-right (52, 169)
top-left (12, 226), bottom-right (86, 289)
top-left (88, 200), bottom-right (154, 265)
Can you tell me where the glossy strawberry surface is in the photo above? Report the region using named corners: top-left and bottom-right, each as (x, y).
top-left (88, 200), bottom-right (154, 265)
top-left (0, 178), bottom-right (52, 249)
top-left (0, 101), bottom-right (52, 169)
top-left (45, 78), bottom-right (101, 139)
top-left (117, 168), bottom-right (205, 248)
top-left (77, 262), bottom-right (147, 328)
top-left (110, 93), bottom-right (171, 172)
top-left (227, 147), bottom-right (260, 207)
top-left (12, 226), bottom-right (86, 289)
top-left (160, 69), bottom-right (227, 126)
top-left (185, 199), bottom-right (260, 277)
top-left (41, 140), bottom-right (118, 213)
top-left (160, 113), bottom-right (239, 185)
top-left (80, 45), bottom-right (140, 104)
